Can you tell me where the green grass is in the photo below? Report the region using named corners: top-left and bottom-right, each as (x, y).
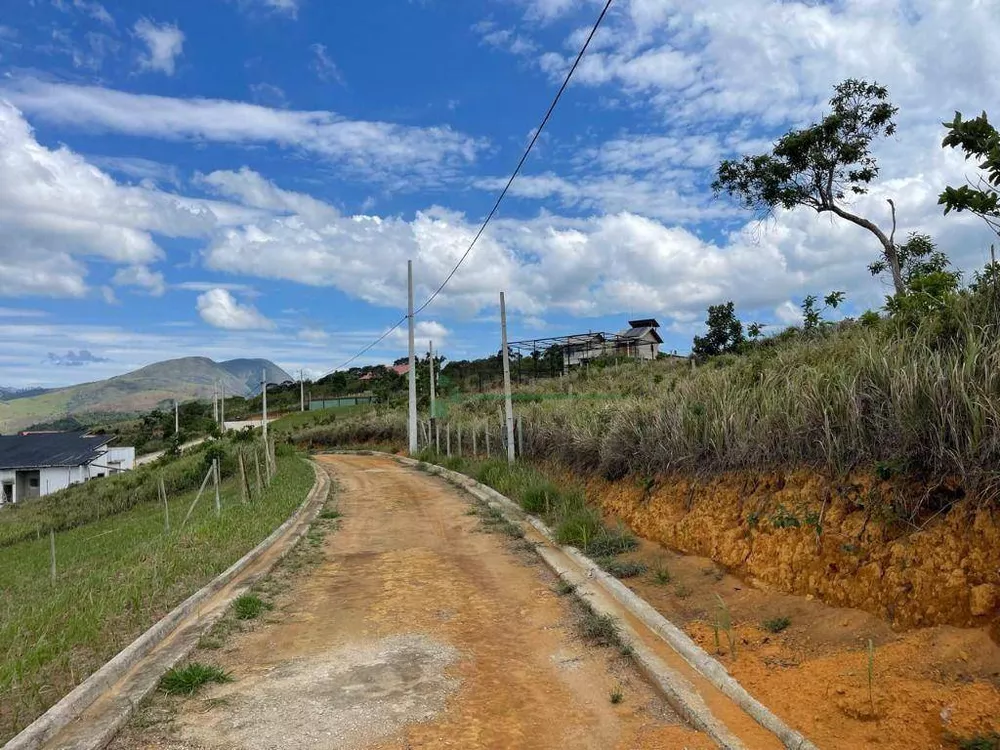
top-left (957, 734), bottom-right (1000, 750)
top-left (232, 594), bottom-right (268, 620)
top-left (762, 616), bottom-right (791, 633)
top-left (0, 449), bottom-right (314, 743)
top-left (598, 559), bottom-right (648, 579)
top-left (159, 663), bottom-right (232, 695)
top-left (610, 685), bottom-right (624, 704)
top-left (651, 561), bottom-right (672, 584)
top-left (577, 608), bottom-right (626, 649)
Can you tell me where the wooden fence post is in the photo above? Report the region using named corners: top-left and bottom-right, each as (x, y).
top-left (238, 450), bottom-right (249, 504)
top-left (213, 458), bottom-right (221, 516)
top-left (457, 424), bottom-right (462, 457)
top-left (253, 448), bottom-right (263, 499)
top-left (472, 427), bottom-right (477, 456)
top-left (485, 424), bottom-right (491, 457)
top-left (160, 478), bottom-right (170, 532)
top-left (435, 421), bottom-right (440, 454)
top-left (182, 464), bottom-right (216, 528)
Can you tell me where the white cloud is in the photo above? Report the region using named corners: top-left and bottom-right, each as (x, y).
top-left (236, 0), bottom-right (300, 18)
top-left (196, 288), bottom-right (275, 330)
top-left (297, 327), bottom-right (328, 341)
top-left (100, 285), bottom-right (118, 304)
top-left (134, 19), bottom-right (184, 76)
top-left (176, 280), bottom-right (257, 294)
top-left (112, 265), bottom-right (166, 296)
top-left (310, 44), bottom-right (344, 85)
top-left (4, 80), bottom-right (484, 183)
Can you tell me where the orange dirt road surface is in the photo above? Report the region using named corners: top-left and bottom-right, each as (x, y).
top-left (111, 453), bottom-right (711, 750)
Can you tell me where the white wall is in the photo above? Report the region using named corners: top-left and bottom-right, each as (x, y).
top-left (104, 447), bottom-right (135, 473)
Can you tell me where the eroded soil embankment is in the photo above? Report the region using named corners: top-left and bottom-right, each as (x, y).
top-left (580, 468), bottom-right (1000, 634)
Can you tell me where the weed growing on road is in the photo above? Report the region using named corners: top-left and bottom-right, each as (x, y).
top-left (598, 559), bottom-right (648, 579)
top-left (762, 616), bottom-right (791, 633)
top-left (159, 663), bottom-right (232, 695)
top-left (610, 685), bottom-right (624, 704)
top-left (233, 594), bottom-right (268, 620)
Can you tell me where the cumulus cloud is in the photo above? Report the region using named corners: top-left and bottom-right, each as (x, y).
top-left (134, 19), bottom-right (184, 75)
top-left (196, 288), bottom-right (275, 330)
top-left (4, 80), bottom-right (484, 184)
top-left (46, 349), bottom-right (109, 366)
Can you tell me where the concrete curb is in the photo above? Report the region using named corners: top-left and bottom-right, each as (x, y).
top-left (341, 452), bottom-right (817, 750)
top-left (5, 458), bottom-right (329, 750)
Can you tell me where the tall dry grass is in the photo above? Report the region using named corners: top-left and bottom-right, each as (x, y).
top-left (293, 290), bottom-right (1000, 503)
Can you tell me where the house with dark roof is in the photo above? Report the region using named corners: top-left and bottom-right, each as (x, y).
top-left (612, 319), bottom-right (664, 361)
top-left (0, 432), bottom-right (135, 504)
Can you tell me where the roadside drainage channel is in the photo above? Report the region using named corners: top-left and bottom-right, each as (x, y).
top-left (6, 459), bottom-right (331, 750)
top-left (374, 452), bottom-right (818, 750)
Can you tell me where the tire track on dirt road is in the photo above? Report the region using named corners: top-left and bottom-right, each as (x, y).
top-left (111, 453), bottom-right (712, 750)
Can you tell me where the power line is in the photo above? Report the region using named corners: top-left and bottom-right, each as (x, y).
top-left (323, 0), bottom-right (614, 375)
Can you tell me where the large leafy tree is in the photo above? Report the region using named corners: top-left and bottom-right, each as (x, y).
top-left (713, 79), bottom-right (905, 295)
top-left (939, 111), bottom-right (1000, 238)
top-left (693, 302), bottom-right (744, 357)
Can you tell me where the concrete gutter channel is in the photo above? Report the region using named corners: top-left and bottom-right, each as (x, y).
top-left (384, 453), bottom-right (819, 750)
top-left (5, 459), bottom-right (330, 750)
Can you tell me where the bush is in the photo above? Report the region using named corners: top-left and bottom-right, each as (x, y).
top-left (159, 663), bottom-right (232, 695)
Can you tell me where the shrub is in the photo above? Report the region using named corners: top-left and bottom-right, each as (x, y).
top-left (232, 594), bottom-right (267, 620)
top-left (762, 616), bottom-right (791, 633)
top-left (599, 559), bottom-right (647, 579)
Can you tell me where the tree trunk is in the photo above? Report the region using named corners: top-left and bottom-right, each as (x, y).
top-left (827, 204), bottom-right (905, 296)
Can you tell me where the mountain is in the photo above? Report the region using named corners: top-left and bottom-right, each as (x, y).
top-left (218, 359), bottom-right (294, 393)
top-left (0, 386), bottom-right (50, 401)
top-left (0, 357), bottom-right (292, 434)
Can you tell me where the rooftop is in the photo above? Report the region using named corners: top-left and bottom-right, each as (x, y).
top-left (0, 431), bottom-right (114, 470)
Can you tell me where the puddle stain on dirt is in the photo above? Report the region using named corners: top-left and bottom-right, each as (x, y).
top-left (176, 635), bottom-right (460, 750)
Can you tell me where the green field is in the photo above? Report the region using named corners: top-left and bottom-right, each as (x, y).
top-left (0, 446), bottom-right (315, 743)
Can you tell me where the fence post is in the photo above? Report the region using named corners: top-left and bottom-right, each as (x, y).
top-left (253, 448), bottom-right (263, 499)
top-left (472, 427), bottom-right (477, 456)
top-left (213, 458), bottom-right (221, 516)
top-left (263, 440), bottom-right (272, 486)
top-left (446, 423), bottom-right (451, 457)
top-left (435, 421), bottom-right (440, 454)
top-left (50, 529), bottom-right (56, 583)
top-left (457, 424), bottom-right (462, 457)
top-left (485, 424), bottom-right (491, 458)
top-left (160, 478), bottom-right (170, 532)
top-left (238, 450), bottom-right (249, 504)
top-left (182, 464), bottom-right (215, 527)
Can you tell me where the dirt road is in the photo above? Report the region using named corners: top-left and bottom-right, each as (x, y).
top-left (112, 454), bottom-right (709, 749)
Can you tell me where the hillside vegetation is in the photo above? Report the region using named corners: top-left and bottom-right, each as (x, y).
top-left (0, 357), bottom-right (290, 434)
top-left (292, 282), bottom-right (1000, 518)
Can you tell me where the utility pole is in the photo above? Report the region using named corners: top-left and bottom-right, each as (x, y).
top-left (220, 383), bottom-right (225, 433)
top-left (300, 369), bottom-right (305, 412)
top-left (261, 368), bottom-right (268, 442)
top-left (407, 259), bottom-right (418, 455)
top-left (429, 340), bottom-right (436, 422)
top-left (500, 291), bottom-right (515, 463)
top-left (212, 381), bottom-right (218, 424)
top-left (174, 399), bottom-right (179, 435)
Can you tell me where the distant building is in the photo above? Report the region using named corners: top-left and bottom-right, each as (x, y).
top-left (0, 432), bottom-right (135, 505)
top-left (561, 319), bottom-right (663, 370)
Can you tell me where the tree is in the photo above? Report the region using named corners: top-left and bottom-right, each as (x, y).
top-left (693, 302), bottom-right (744, 357)
top-left (801, 291), bottom-right (845, 332)
top-left (878, 233), bottom-right (960, 318)
top-left (939, 110), bottom-right (1000, 238)
top-left (713, 79), bottom-right (905, 295)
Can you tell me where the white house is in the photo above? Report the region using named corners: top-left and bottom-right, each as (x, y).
top-left (0, 432), bottom-right (135, 504)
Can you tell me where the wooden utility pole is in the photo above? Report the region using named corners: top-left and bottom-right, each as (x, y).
top-left (407, 259), bottom-right (418, 455)
top-left (220, 383), bottom-right (225, 433)
top-left (500, 291), bottom-right (515, 463)
top-left (213, 381), bottom-right (218, 424)
top-left (174, 399), bottom-right (179, 435)
top-left (300, 369), bottom-right (305, 412)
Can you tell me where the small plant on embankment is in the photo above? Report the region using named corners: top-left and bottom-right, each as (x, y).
top-left (956, 733), bottom-right (1000, 750)
top-left (159, 663), bottom-right (232, 695)
top-left (610, 685), bottom-right (625, 704)
top-left (762, 616), bottom-right (791, 633)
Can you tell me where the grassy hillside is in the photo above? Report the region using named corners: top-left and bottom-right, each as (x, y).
top-left (291, 286), bottom-right (1000, 516)
top-left (0, 357), bottom-right (290, 434)
top-left (0, 442), bottom-right (315, 742)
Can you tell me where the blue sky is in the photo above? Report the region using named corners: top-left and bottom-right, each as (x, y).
top-left (0, 0), bottom-right (997, 387)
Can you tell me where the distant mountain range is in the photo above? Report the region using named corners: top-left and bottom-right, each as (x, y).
top-left (0, 357), bottom-right (292, 434)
